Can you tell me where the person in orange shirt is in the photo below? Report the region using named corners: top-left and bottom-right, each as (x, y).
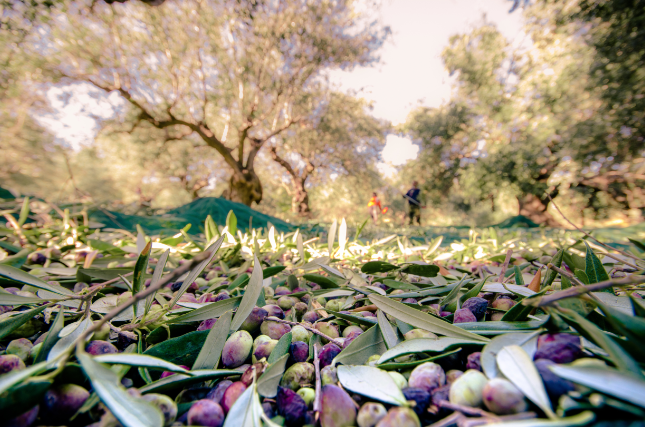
top-left (367, 192), bottom-right (382, 224)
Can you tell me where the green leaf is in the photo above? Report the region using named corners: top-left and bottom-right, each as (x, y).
top-left (167, 297), bottom-right (242, 324)
top-left (382, 279), bottom-right (419, 291)
top-left (263, 266), bottom-right (286, 279)
top-left (145, 249), bottom-right (169, 316)
top-left (377, 309), bottom-right (400, 349)
top-left (485, 411), bottom-right (594, 427)
top-left (267, 332), bottom-right (292, 364)
top-left (628, 238), bottom-right (645, 252)
top-left (0, 361), bottom-right (49, 396)
top-left (87, 239), bottom-right (125, 255)
top-left (458, 318), bottom-right (548, 334)
top-left (0, 292), bottom-right (44, 305)
top-left (226, 274), bottom-right (250, 292)
top-left (496, 345), bottom-right (555, 419)
top-left (48, 316), bottom-right (93, 361)
top-left (333, 324), bottom-right (387, 366)
top-left (17, 197), bottom-right (29, 227)
top-left (328, 219), bottom-right (337, 255)
top-left (0, 264), bottom-right (73, 295)
top-left (78, 352), bottom-right (164, 427)
top-left (401, 263), bottom-right (439, 277)
top-left (222, 381), bottom-right (261, 427)
top-left (442, 276), bottom-right (469, 312)
top-left (513, 265), bottom-right (524, 285)
top-left (78, 268), bottom-right (134, 281)
top-left (35, 306), bottom-right (66, 363)
top-left (192, 310), bottom-right (233, 370)
top-left (132, 240), bottom-right (151, 318)
top-left (169, 236), bottom-right (224, 309)
top-left (542, 249), bottom-right (563, 290)
top-left (501, 289), bottom-right (549, 322)
top-left (0, 379), bottom-right (52, 419)
top-left (630, 295), bottom-right (645, 317)
top-left (144, 330), bottom-right (210, 366)
top-left (377, 337), bottom-right (485, 364)
top-left (368, 294), bottom-right (489, 342)
top-left (481, 331), bottom-right (540, 379)
top-left (230, 254), bottom-right (264, 332)
top-left (226, 210), bottom-right (238, 236)
top-left (337, 365), bottom-right (407, 406)
top-left (324, 309), bottom-right (377, 327)
top-left (377, 348), bottom-right (462, 370)
top-left (140, 369), bottom-right (241, 395)
top-left (257, 354), bottom-right (289, 398)
top-left (94, 354), bottom-right (192, 374)
top-left (556, 307), bottom-right (643, 377)
top-left (303, 274), bottom-right (340, 289)
top-left (549, 364), bottom-right (645, 409)
top-left (361, 261), bottom-right (399, 274)
top-left (584, 242), bottom-right (611, 287)
top-left (0, 303), bottom-right (51, 340)
top-left (482, 282), bottom-right (536, 297)
top-left (457, 275), bottom-right (491, 307)
top-left (574, 269), bottom-right (589, 284)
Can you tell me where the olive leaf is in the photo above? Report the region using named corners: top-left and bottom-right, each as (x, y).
top-left (139, 369), bottom-right (241, 395)
top-left (334, 324), bottom-right (387, 366)
top-left (378, 337), bottom-right (485, 364)
top-left (0, 264), bottom-right (73, 296)
top-left (268, 331), bottom-right (293, 364)
top-left (93, 354), bottom-right (192, 374)
top-left (257, 354), bottom-right (289, 398)
top-left (496, 345), bottom-right (555, 419)
top-left (485, 411), bottom-right (595, 427)
top-left (145, 249), bottom-right (169, 316)
top-left (230, 254), bottom-right (264, 332)
top-left (0, 360), bottom-right (50, 396)
top-left (328, 219), bottom-right (337, 255)
top-left (481, 331), bottom-right (540, 379)
top-left (167, 297), bottom-right (242, 324)
top-left (132, 240), bottom-right (151, 318)
top-left (368, 294), bottom-right (489, 342)
top-left (361, 261), bottom-right (399, 274)
top-left (376, 309), bottom-right (400, 349)
top-left (169, 236), bottom-right (224, 309)
top-left (35, 306), bottom-right (66, 363)
top-left (48, 316), bottom-right (93, 361)
top-left (78, 352), bottom-right (164, 427)
top-left (192, 310), bottom-right (233, 370)
top-left (222, 380), bottom-right (262, 427)
top-left (0, 303), bottom-right (52, 340)
top-left (549, 364), bottom-right (645, 409)
top-left (337, 365), bottom-right (407, 406)
top-left (302, 274), bottom-right (340, 289)
top-left (584, 242), bottom-right (611, 287)
top-left (0, 292), bottom-right (45, 305)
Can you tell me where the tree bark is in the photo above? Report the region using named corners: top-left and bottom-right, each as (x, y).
top-left (291, 177), bottom-right (311, 217)
top-left (228, 168), bottom-right (263, 206)
top-left (517, 193), bottom-right (560, 226)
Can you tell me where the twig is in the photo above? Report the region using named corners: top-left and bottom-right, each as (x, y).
top-left (498, 249), bottom-right (513, 282)
top-left (547, 194), bottom-right (641, 268)
top-left (313, 344), bottom-right (322, 423)
top-left (436, 400), bottom-right (500, 420)
top-left (265, 316), bottom-right (344, 348)
top-left (527, 274), bottom-right (645, 307)
top-left (72, 251), bottom-right (211, 348)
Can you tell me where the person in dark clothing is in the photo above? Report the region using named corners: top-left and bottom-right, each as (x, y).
top-left (403, 181), bottom-right (423, 225)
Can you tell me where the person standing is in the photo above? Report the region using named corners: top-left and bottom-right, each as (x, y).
top-left (403, 181), bottom-right (424, 226)
top-left (367, 192), bottom-right (382, 224)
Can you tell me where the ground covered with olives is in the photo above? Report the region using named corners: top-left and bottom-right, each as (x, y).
top-left (1, 202), bottom-right (645, 427)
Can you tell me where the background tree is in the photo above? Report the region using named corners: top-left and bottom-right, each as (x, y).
top-left (34, 0), bottom-right (388, 206)
top-left (268, 91), bottom-right (387, 217)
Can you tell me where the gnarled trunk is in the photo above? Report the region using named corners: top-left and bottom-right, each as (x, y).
top-left (291, 178), bottom-right (311, 217)
top-left (517, 193), bottom-right (560, 226)
top-left (228, 169), bottom-right (263, 206)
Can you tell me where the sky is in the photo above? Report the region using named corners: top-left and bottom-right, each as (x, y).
top-left (39, 0), bottom-right (525, 173)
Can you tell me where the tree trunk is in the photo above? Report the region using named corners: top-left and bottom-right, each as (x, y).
top-left (228, 169), bottom-right (263, 206)
top-left (517, 193), bottom-right (560, 226)
top-left (292, 178), bottom-right (311, 217)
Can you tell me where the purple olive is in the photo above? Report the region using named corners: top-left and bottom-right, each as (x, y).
top-left (187, 399), bottom-right (225, 427)
top-left (319, 343), bottom-right (342, 368)
top-left (461, 297), bottom-right (488, 321)
top-left (453, 308), bottom-right (477, 323)
top-left (276, 386), bottom-right (308, 426)
top-left (290, 341), bottom-right (310, 363)
top-left (320, 384), bottom-right (356, 427)
top-left (41, 384), bottom-right (89, 424)
top-left (85, 340), bottom-right (118, 355)
top-left (206, 380), bottom-right (233, 404)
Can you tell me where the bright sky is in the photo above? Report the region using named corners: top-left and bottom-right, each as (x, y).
top-left (39, 0), bottom-right (525, 173)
